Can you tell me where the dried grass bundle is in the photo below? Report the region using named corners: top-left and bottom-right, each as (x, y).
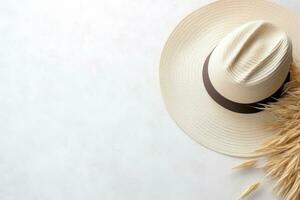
top-left (236, 63), bottom-right (300, 200)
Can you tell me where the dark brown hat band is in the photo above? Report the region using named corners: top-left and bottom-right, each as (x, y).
top-left (202, 51), bottom-right (290, 114)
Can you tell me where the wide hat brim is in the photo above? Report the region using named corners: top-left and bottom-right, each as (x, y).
top-left (159, 0), bottom-right (300, 157)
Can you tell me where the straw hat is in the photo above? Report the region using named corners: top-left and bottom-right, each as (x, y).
top-left (159, 0), bottom-right (300, 157)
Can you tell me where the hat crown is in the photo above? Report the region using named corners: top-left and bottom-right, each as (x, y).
top-left (221, 21), bottom-right (290, 85)
top-left (208, 21), bottom-right (292, 104)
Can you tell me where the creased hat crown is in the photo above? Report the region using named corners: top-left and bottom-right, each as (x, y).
top-left (208, 21), bottom-right (292, 104)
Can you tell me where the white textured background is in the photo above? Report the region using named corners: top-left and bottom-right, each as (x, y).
top-left (0, 0), bottom-right (299, 199)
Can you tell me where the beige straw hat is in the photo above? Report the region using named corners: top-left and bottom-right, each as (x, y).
top-left (159, 0), bottom-right (300, 157)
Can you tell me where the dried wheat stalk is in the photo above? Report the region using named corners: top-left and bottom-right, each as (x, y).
top-left (236, 63), bottom-right (300, 200)
top-left (233, 159), bottom-right (257, 170)
top-left (238, 182), bottom-right (260, 200)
